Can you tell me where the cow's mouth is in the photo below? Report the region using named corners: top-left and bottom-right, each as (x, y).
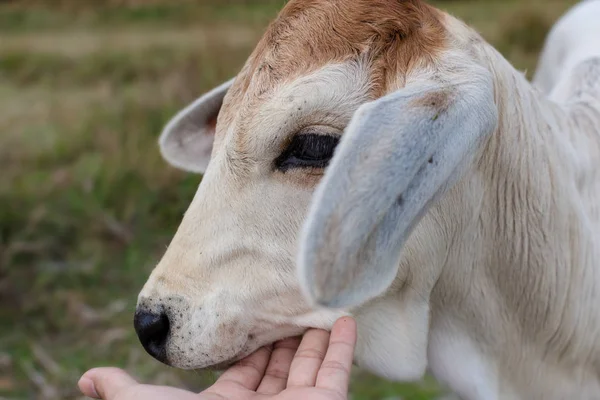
top-left (201, 333), bottom-right (306, 372)
top-left (191, 324), bottom-right (312, 372)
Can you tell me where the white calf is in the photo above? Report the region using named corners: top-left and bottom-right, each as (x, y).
top-left (135, 1), bottom-right (600, 398)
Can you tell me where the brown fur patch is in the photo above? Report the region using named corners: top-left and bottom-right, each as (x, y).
top-left (410, 90), bottom-right (453, 111)
top-left (236, 0), bottom-right (447, 97)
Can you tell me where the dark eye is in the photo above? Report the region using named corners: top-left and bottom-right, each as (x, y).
top-left (275, 133), bottom-right (340, 172)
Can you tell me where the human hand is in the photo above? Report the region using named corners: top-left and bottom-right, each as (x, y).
top-left (78, 316), bottom-right (357, 400)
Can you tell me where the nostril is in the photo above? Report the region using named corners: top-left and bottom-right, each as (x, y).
top-left (133, 310), bottom-right (170, 363)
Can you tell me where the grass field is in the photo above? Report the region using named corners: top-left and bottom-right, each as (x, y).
top-left (0, 0), bottom-right (579, 398)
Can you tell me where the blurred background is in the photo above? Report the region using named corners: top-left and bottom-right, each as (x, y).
top-left (0, 0), bottom-right (579, 398)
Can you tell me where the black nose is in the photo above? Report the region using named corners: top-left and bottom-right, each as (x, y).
top-left (133, 310), bottom-right (170, 363)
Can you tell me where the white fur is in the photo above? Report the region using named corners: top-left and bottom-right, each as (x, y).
top-left (353, 295), bottom-right (430, 381)
top-left (140, 2), bottom-right (600, 399)
top-left (533, 0), bottom-right (600, 100)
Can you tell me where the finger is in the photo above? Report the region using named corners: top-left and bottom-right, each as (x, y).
top-left (315, 317), bottom-right (357, 394)
top-left (216, 345), bottom-right (272, 391)
top-left (256, 337), bottom-right (301, 394)
top-left (286, 329), bottom-right (330, 387)
top-left (79, 367), bottom-right (138, 399)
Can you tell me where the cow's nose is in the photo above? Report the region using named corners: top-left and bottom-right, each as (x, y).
top-left (133, 309), bottom-right (170, 363)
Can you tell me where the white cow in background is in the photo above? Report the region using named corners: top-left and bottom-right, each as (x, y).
top-left (533, 0), bottom-right (600, 99)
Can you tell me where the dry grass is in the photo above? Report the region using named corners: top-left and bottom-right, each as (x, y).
top-left (0, 0), bottom-right (579, 398)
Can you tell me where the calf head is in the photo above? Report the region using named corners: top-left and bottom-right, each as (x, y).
top-left (135, 0), bottom-right (499, 378)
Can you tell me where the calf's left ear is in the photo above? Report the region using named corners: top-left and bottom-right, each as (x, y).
top-left (159, 78), bottom-right (234, 174)
top-left (298, 68), bottom-right (498, 309)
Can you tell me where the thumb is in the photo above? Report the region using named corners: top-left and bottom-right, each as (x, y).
top-left (78, 367), bottom-right (138, 399)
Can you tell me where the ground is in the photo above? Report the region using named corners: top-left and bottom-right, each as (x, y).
top-left (0, 0), bottom-right (579, 398)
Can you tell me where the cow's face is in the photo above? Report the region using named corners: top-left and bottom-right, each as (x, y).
top-left (135, 57), bottom-right (376, 370)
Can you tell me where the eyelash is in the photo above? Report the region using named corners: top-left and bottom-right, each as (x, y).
top-left (275, 133), bottom-right (340, 172)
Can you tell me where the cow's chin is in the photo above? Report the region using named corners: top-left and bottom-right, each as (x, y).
top-left (197, 326), bottom-right (311, 372)
top-left (192, 347), bottom-right (268, 373)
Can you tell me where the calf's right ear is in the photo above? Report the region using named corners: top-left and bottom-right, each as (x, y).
top-left (158, 78), bottom-right (234, 174)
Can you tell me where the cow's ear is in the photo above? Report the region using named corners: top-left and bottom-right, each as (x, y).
top-left (159, 78), bottom-right (234, 173)
top-left (298, 68), bottom-right (498, 309)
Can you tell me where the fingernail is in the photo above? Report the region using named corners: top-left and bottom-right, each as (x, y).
top-left (79, 377), bottom-right (100, 399)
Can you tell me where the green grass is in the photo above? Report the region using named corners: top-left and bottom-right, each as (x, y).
top-left (0, 0), bottom-right (578, 398)
top-left (0, 1), bottom-right (283, 33)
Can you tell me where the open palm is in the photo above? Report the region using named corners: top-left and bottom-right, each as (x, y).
top-left (78, 317), bottom-right (356, 400)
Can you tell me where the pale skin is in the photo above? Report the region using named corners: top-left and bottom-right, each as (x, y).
top-left (78, 317), bottom-right (356, 400)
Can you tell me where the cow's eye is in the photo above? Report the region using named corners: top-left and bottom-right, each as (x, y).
top-left (275, 133), bottom-right (340, 172)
